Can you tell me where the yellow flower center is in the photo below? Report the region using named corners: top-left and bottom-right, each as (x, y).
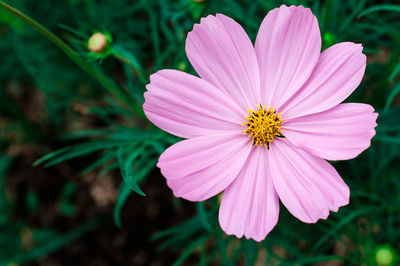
top-left (242, 104), bottom-right (284, 147)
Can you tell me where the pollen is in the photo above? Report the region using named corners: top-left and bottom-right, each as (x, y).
top-left (242, 104), bottom-right (284, 147)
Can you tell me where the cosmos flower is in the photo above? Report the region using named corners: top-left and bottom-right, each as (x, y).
top-left (143, 5), bottom-right (378, 241)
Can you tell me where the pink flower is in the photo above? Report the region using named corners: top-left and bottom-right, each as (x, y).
top-left (143, 5), bottom-right (378, 241)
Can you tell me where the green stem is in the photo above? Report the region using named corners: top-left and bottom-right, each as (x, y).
top-left (144, 3), bottom-right (161, 68)
top-left (0, 1), bottom-right (136, 112)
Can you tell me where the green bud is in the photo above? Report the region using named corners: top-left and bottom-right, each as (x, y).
top-left (375, 245), bottom-right (396, 265)
top-left (178, 62), bottom-right (187, 71)
top-left (86, 31), bottom-right (113, 60)
top-left (323, 32), bottom-right (336, 47)
top-left (88, 32), bottom-right (108, 53)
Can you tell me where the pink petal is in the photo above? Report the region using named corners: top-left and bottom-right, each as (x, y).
top-left (157, 133), bottom-right (252, 201)
top-left (219, 147), bottom-right (279, 242)
top-left (144, 69), bottom-right (245, 139)
top-left (280, 42), bottom-right (366, 119)
top-left (186, 14), bottom-right (260, 110)
top-left (255, 5), bottom-right (321, 108)
top-left (269, 139), bottom-right (349, 223)
top-left (283, 103), bottom-right (378, 160)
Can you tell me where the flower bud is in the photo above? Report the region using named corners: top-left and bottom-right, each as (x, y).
top-left (178, 62), bottom-right (187, 71)
top-left (375, 245), bottom-right (396, 265)
top-left (88, 32), bottom-right (108, 53)
top-left (323, 32), bottom-right (335, 47)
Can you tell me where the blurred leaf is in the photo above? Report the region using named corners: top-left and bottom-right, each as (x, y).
top-left (0, 154), bottom-right (13, 225)
top-left (374, 135), bottom-right (400, 144)
top-left (59, 202), bottom-right (77, 217)
top-left (312, 207), bottom-right (380, 252)
top-left (60, 181), bottom-right (76, 200)
top-left (284, 255), bottom-right (345, 265)
top-left (172, 236), bottom-right (208, 266)
top-left (26, 190), bottom-right (40, 214)
top-left (385, 83), bottom-right (400, 111)
top-left (113, 183), bottom-right (132, 228)
top-left (389, 62), bottom-right (400, 82)
top-left (112, 44), bottom-right (143, 75)
top-left (0, 154), bottom-right (12, 179)
top-left (6, 218), bottom-right (101, 264)
top-left (117, 144), bottom-right (146, 196)
top-left (196, 202), bottom-right (212, 232)
top-left (358, 4), bottom-right (400, 18)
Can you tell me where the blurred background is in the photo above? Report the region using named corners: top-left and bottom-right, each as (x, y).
top-left (0, 0), bottom-right (399, 265)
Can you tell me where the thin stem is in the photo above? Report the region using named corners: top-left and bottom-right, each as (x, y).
top-left (0, 1), bottom-right (140, 115)
top-left (144, 2), bottom-right (161, 69)
top-left (113, 53), bottom-right (142, 76)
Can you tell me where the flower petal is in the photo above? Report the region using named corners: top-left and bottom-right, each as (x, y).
top-left (144, 69), bottom-right (245, 139)
top-left (269, 139), bottom-right (349, 223)
top-left (283, 103), bottom-right (378, 160)
top-left (186, 14), bottom-right (260, 110)
top-left (255, 5), bottom-right (321, 108)
top-left (219, 147), bottom-right (279, 242)
top-left (158, 133), bottom-right (252, 201)
top-left (280, 42), bottom-right (366, 119)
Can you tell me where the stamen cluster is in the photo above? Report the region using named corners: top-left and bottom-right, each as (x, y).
top-left (243, 105), bottom-right (283, 147)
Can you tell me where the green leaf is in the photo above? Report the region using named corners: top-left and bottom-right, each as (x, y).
top-left (33, 146), bottom-right (71, 166)
top-left (0, 1), bottom-right (137, 112)
top-left (112, 44), bottom-right (144, 75)
top-left (196, 202), bottom-right (212, 232)
top-left (113, 183), bottom-right (132, 228)
top-left (284, 255), bottom-right (345, 265)
top-left (312, 207), bottom-right (380, 252)
top-left (59, 202), bottom-right (77, 217)
top-left (117, 145), bottom-right (146, 196)
top-left (79, 151), bottom-right (116, 175)
top-left (374, 135), bottom-right (400, 144)
top-left (172, 236), bottom-right (208, 266)
top-left (7, 218), bottom-right (101, 264)
top-left (358, 4), bottom-right (400, 18)
top-left (26, 190), bottom-right (40, 214)
top-left (385, 83), bottom-right (400, 111)
top-left (389, 62), bottom-right (400, 82)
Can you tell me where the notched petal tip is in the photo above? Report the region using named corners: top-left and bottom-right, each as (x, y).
top-left (201, 14), bottom-right (216, 22)
top-left (185, 9), bottom-right (260, 110)
top-left (215, 13), bottom-right (228, 20)
top-left (256, 3), bottom-right (321, 108)
top-left (187, 14), bottom-right (218, 34)
top-left (272, 4), bottom-right (313, 16)
top-left (288, 4), bottom-right (308, 11)
top-left (300, 192), bottom-right (348, 224)
top-left (269, 140), bottom-right (351, 224)
top-left (283, 103), bottom-right (379, 161)
top-left (283, 4), bottom-right (315, 18)
top-left (280, 40), bottom-right (368, 119)
top-left (218, 217), bottom-right (275, 242)
top-left (219, 219), bottom-right (277, 242)
top-left (336, 42), bottom-right (365, 55)
top-left (218, 148), bottom-right (279, 242)
top-left (147, 69), bottom-right (176, 89)
top-left (298, 196), bottom-right (350, 224)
